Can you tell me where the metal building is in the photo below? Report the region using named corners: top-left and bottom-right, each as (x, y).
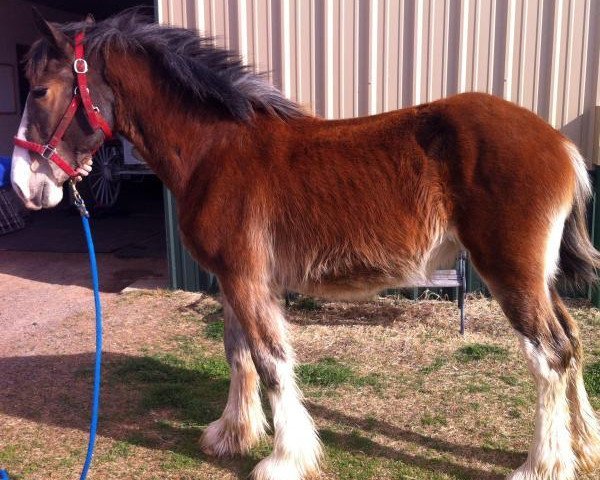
top-left (156, 0), bottom-right (600, 293)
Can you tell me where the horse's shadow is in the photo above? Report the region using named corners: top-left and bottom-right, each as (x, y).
top-left (0, 353), bottom-right (523, 479)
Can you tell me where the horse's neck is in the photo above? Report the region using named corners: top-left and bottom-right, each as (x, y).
top-left (105, 53), bottom-right (243, 198)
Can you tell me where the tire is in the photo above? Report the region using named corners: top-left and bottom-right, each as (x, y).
top-left (80, 142), bottom-right (123, 209)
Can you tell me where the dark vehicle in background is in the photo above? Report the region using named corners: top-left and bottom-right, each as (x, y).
top-left (79, 136), bottom-right (153, 208)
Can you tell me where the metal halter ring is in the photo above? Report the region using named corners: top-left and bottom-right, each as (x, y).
top-left (69, 180), bottom-right (89, 217)
top-left (73, 58), bottom-right (89, 74)
top-left (74, 86), bottom-right (90, 95)
top-left (41, 144), bottom-right (57, 160)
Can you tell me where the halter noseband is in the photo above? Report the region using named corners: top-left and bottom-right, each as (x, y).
top-left (13, 31), bottom-right (113, 178)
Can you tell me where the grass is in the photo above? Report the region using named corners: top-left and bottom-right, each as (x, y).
top-left (465, 382), bottom-right (492, 394)
top-left (326, 449), bottom-right (379, 480)
top-left (321, 429), bottom-right (379, 479)
top-left (4, 292), bottom-right (600, 480)
top-left (204, 319), bottom-right (225, 340)
top-left (98, 441), bottom-right (132, 463)
top-left (297, 357), bottom-right (354, 387)
top-left (454, 343), bottom-right (509, 362)
top-left (420, 413), bottom-right (448, 427)
top-left (162, 451), bottom-right (199, 471)
top-left (297, 357), bottom-right (382, 390)
top-left (290, 296), bottom-right (322, 311)
top-left (499, 374), bottom-right (519, 386)
top-left (320, 428), bottom-right (460, 480)
top-left (112, 351), bottom-right (230, 426)
top-left (420, 357), bottom-right (447, 374)
top-left (0, 445), bottom-right (19, 463)
top-left (584, 360), bottom-right (600, 396)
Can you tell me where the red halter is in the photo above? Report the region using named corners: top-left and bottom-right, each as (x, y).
top-left (13, 31), bottom-right (113, 178)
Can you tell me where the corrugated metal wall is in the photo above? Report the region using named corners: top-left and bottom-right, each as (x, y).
top-left (157, 0), bottom-right (600, 165)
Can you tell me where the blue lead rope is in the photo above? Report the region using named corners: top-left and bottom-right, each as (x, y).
top-left (79, 212), bottom-right (103, 480)
top-left (1, 186), bottom-right (103, 480)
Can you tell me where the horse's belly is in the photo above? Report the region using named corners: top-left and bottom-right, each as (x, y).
top-left (286, 233), bottom-right (460, 301)
top-left (294, 271), bottom-right (422, 301)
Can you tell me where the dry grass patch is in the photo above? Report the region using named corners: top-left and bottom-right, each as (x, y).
top-left (1, 291), bottom-right (599, 479)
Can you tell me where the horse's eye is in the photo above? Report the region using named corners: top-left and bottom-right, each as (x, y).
top-left (31, 87), bottom-right (48, 99)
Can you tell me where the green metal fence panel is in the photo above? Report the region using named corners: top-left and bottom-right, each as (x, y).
top-left (466, 259), bottom-right (488, 295)
top-left (163, 187), bottom-right (216, 292)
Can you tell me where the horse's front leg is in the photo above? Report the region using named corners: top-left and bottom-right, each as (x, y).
top-left (200, 296), bottom-right (268, 456)
top-left (218, 275), bottom-right (322, 480)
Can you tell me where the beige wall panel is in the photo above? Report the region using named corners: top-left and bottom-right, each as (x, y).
top-left (517, 0), bottom-right (537, 110)
top-left (427, 0), bottom-right (445, 103)
top-left (473, 0), bottom-right (492, 94)
top-left (158, 0), bottom-right (600, 166)
top-left (370, 0), bottom-right (384, 113)
top-left (339, 0), bottom-right (352, 116)
top-left (381, 0), bottom-right (398, 111)
top-left (295, 0), bottom-right (313, 110)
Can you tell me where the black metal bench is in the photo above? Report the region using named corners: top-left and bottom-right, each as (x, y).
top-left (414, 251), bottom-right (467, 334)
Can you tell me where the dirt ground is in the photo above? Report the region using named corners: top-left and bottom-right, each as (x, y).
top-left (0, 255), bottom-right (599, 480)
top-left (0, 251), bottom-right (166, 350)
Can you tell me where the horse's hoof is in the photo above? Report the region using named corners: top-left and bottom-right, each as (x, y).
top-left (200, 417), bottom-right (263, 457)
top-left (251, 456), bottom-right (310, 480)
top-left (506, 463), bottom-right (576, 480)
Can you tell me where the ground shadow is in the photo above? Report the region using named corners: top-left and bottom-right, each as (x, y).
top-left (0, 352), bottom-right (528, 479)
top-left (308, 402), bottom-right (525, 479)
top-left (0, 250), bottom-right (166, 293)
top-left (0, 181), bottom-right (166, 292)
top-left (284, 300), bottom-right (466, 328)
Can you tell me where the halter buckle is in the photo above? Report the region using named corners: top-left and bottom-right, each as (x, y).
top-left (73, 58), bottom-right (88, 74)
top-left (41, 145), bottom-right (57, 160)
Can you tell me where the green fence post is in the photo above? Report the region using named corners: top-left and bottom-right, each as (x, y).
top-left (163, 187), bottom-right (216, 292)
top-left (466, 258), bottom-right (487, 294)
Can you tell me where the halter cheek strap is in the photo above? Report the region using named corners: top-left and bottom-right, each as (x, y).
top-left (13, 31), bottom-right (113, 178)
top-left (73, 32), bottom-right (112, 138)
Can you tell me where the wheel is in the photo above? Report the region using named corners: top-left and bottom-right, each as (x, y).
top-left (86, 143), bottom-right (123, 208)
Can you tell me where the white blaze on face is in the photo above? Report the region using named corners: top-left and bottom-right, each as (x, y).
top-left (11, 98), bottom-right (65, 209)
top-left (11, 102), bottom-right (35, 207)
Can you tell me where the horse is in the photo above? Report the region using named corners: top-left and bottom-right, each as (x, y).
top-left (10, 9), bottom-right (600, 480)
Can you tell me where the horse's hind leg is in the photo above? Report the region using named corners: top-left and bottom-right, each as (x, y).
top-left (218, 276), bottom-right (322, 480)
top-left (460, 211), bottom-right (582, 479)
top-left (200, 297), bottom-right (268, 456)
top-left (552, 290), bottom-right (600, 473)
top-left (484, 281), bottom-right (578, 480)
top-left (500, 286), bottom-right (600, 479)
top-left (463, 212), bottom-right (600, 479)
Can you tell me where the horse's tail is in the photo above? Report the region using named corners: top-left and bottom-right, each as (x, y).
top-left (559, 140), bottom-right (600, 287)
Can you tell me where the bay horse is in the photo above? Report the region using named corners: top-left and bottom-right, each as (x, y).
top-left (11, 10), bottom-right (600, 480)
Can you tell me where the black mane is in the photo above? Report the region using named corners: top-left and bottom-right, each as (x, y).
top-left (28, 9), bottom-right (306, 121)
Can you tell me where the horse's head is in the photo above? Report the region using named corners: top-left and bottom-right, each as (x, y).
top-left (12, 10), bottom-right (114, 209)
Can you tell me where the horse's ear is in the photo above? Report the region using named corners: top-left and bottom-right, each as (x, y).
top-left (84, 14), bottom-right (95, 25)
top-left (32, 6), bottom-right (73, 57)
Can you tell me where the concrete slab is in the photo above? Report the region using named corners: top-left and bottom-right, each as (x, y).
top-left (121, 274), bottom-right (168, 293)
